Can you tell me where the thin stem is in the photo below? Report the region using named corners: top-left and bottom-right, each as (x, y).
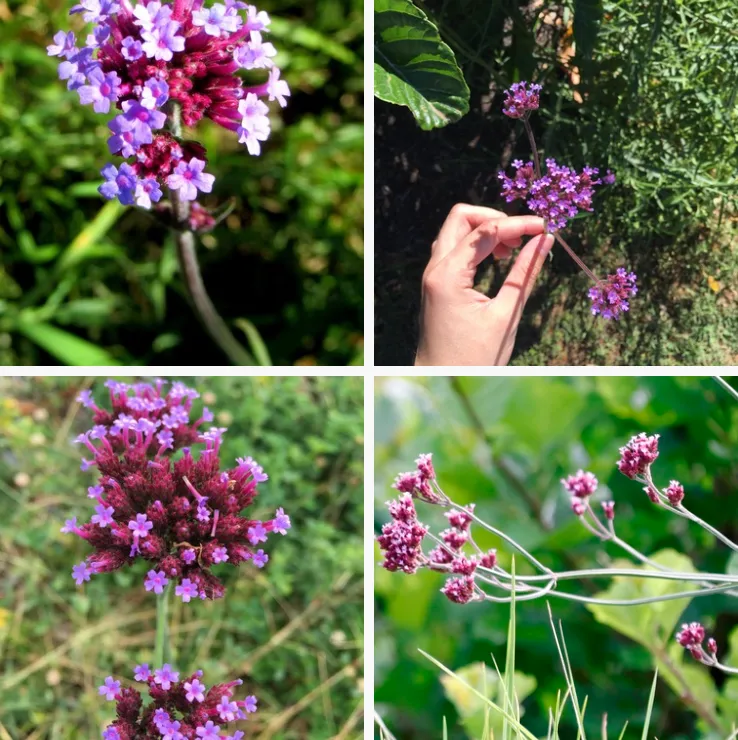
top-left (523, 116), bottom-right (541, 179)
top-left (554, 233), bottom-right (601, 283)
top-left (495, 567), bottom-right (738, 584)
top-left (674, 503), bottom-right (738, 553)
top-left (154, 582), bottom-right (172, 667)
top-left (715, 661), bottom-right (738, 676)
top-left (168, 102), bottom-right (255, 366)
top-left (714, 375), bottom-right (738, 402)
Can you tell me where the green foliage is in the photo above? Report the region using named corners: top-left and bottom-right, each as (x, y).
top-left (375, 376), bottom-right (738, 738)
top-left (374, 0), bottom-right (470, 129)
top-left (0, 0), bottom-right (363, 366)
top-left (0, 376), bottom-right (363, 738)
top-left (374, 0), bottom-right (738, 366)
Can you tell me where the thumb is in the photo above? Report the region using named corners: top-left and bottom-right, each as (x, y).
top-left (493, 234), bottom-right (555, 315)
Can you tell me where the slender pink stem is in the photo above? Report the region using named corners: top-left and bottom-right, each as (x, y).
top-left (554, 233), bottom-right (601, 284)
top-left (523, 116), bottom-right (541, 180)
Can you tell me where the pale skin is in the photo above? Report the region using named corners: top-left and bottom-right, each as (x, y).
top-left (415, 205), bottom-right (554, 366)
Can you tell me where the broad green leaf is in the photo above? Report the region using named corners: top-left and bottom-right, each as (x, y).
top-left (441, 662), bottom-right (536, 739)
top-left (374, 0), bottom-right (469, 130)
top-left (15, 319), bottom-right (122, 366)
top-left (586, 549), bottom-right (697, 648)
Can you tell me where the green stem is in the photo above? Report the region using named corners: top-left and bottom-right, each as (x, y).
top-left (167, 102), bottom-right (255, 366)
top-left (155, 582), bottom-right (172, 667)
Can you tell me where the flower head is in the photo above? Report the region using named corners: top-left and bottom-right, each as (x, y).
top-left (502, 81), bottom-right (541, 118)
top-left (100, 664), bottom-right (256, 736)
top-left (63, 378), bottom-right (288, 602)
top-left (167, 158), bottom-right (215, 201)
top-left (441, 575), bottom-right (476, 604)
top-left (617, 433), bottom-right (660, 479)
top-left (589, 268), bottom-right (638, 320)
top-left (665, 480), bottom-right (685, 506)
top-left (562, 470), bottom-right (598, 498)
top-left (376, 494), bottom-right (428, 574)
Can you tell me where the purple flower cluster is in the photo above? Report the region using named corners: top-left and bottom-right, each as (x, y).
top-left (498, 158), bottom-right (608, 232)
top-left (502, 81), bottom-right (541, 118)
top-left (616, 432), bottom-right (660, 480)
top-left (391, 453), bottom-right (443, 504)
top-left (676, 622), bottom-right (718, 664)
top-left (376, 494), bottom-right (428, 574)
top-left (562, 469), bottom-right (615, 521)
top-left (65, 378), bottom-right (291, 602)
top-left (99, 663), bottom-right (256, 739)
top-left (48, 0), bottom-right (290, 209)
top-left (588, 268), bottom-right (638, 320)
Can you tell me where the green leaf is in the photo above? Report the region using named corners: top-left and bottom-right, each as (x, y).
top-left (374, 0), bottom-right (469, 130)
top-left (586, 549), bottom-right (697, 649)
top-left (573, 0), bottom-right (603, 60)
top-left (15, 319), bottom-right (122, 366)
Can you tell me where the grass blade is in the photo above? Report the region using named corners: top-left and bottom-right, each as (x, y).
top-left (641, 670), bottom-right (659, 740)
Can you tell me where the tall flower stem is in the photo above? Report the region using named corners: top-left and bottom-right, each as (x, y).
top-left (155, 582), bottom-right (173, 667)
top-left (554, 233), bottom-right (601, 283)
top-left (523, 116), bottom-right (541, 179)
top-left (168, 103), bottom-right (255, 366)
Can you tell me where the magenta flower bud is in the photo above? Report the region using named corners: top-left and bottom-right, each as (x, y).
top-left (415, 453), bottom-right (435, 480)
top-left (441, 528), bottom-right (468, 550)
top-left (601, 501), bottom-right (615, 520)
top-left (676, 621), bottom-right (705, 648)
top-left (562, 470), bottom-right (598, 497)
top-left (617, 433), bottom-right (660, 479)
top-left (479, 549), bottom-right (497, 569)
top-left (450, 555), bottom-right (478, 576)
top-left (445, 504), bottom-right (474, 531)
top-left (502, 81), bottom-right (541, 118)
top-left (665, 480), bottom-right (684, 506)
top-left (427, 546), bottom-right (454, 567)
top-left (707, 638), bottom-right (718, 655)
top-left (376, 494), bottom-right (428, 574)
top-left (441, 575), bottom-right (476, 604)
top-left (571, 498), bottom-right (586, 516)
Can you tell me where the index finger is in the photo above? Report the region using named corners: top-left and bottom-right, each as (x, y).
top-left (493, 233), bottom-right (554, 315)
top-left (431, 204), bottom-right (507, 264)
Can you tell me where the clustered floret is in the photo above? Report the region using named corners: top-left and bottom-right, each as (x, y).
top-left (64, 378), bottom-right (291, 602)
top-left (48, 0), bottom-right (290, 210)
top-left (501, 81), bottom-right (541, 118)
top-left (616, 432), bottom-right (660, 480)
top-left (98, 663), bottom-right (256, 739)
top-left (498, 158), bottom-right (611, 233)
top-left (588, 268), bottom-right (638, 320)
top-left (376, 493), bottom-right (428, 574)
top-left (391, 453), bottom-right (444, 504)
top-left (676, 621), bottom-right (719, 664)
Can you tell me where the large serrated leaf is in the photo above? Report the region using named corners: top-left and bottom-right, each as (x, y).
top-left (374, 0), bottom-right (470, 130)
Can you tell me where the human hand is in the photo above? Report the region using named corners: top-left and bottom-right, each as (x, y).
top-left (415, 204), bottom-right (554, 366)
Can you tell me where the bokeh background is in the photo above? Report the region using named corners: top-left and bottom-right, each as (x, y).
top-left (0, 375), bottom-right (363, 739)
top-left (375, 376), bottom-right (738, 738)
top-left (0, 0), bottom-right (363, 366)
top-left (375, 0), bottom-right (738, 365)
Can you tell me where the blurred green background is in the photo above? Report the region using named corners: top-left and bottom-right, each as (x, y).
top-left (0, 375), bottom-right (363, 739)
top-left (0, 0), bottom-right (363, 366)
top-left (375, 0), bottom-right (738, 365)
top-left (375, 376), bottom-right (738, 738)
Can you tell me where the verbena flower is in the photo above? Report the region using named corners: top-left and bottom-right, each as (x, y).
top-left (48, 0), bottom-right (290, 210)
top-left (588, 268), bottom-right (638, 320)
top-left (376, 493), bottom-right (428, 574)
top-left (498, 158), bottom-right (608, 232)
top-left (665, 480), bottom-right (685, 506)
top-left (99, 663), bottom-right (256, 739)
top-left (617, 433), bottom-right (660, 479)
top-left (502, 81), bottom-right (541, 118)
top-left (64, 379), bottom-right (291, 602)
top-left (562, 470), bottom-right (598, 498)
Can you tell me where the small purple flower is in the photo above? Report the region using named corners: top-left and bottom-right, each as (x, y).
top-left (88, 484), bottom-right (104, 499)
top-left (141, 20), bottom-right (185, 62)
top-left (134, 663), bottom-right (151, 681)
top-left (76, 389), bottom-right (95, 407)
top-left (233, 31), bottom-right (276, 70)
top-left (247, 523), bottom-right (267, 545)
top-left (184, 677), bottom-right (206, 702)
top-left (162, 405), bottom-right (189, 428)
top-left (145, 569), bottom-right (169, 594)
top-left (90, 425), bottom-right (108, 440)
top-left (153, 663), bottom-right (180, 690)
top-left (266, 67), bottom-right (290, 107)
top-left (192, 3), bottom-right (241, 36)
top-left (98, 676), bottom-right (121, 701)
top-left (237, 93), bottom-right (271, 155)
top-left (167, 158), bottom-right (215, 201)
top-left (175, 578), bottom-right (199, 603)
top-left (92, 503), bottom-right (115, 528)
top-left (153, 708), bottom-right (173, 729)
top-left (141, 78), bottom-right (170, 110)
top-left (212, 546), bottom-right (229, 563)
top-left (217, 695), bottom-right (239, 721)
top-left (236, 456), bottom-right (268, 482)
top-left (244, 4), bottom-right (270, 31)
top-left (273, 507), bottom-right (291, 535)
top-left (132, 0), bottom-right (173, 30)
top-left (86, 24), bottom-right (111, 48)
top-left (135, 177), bottom-right (163, 209)
top-left (103, 729), bottom-right (120, 740)
top-left (182, 549), bottom-right (197, 564)
top-left (72, 561), bottom-right (94, 585)
top-left (502, 81), bottom-right (542, 118)
top-left (128, 513), bottom-right (154, 538)
top-left (195, 722), bottom-right (221, 740)
top-left (122, 98), bottom-right (167, 135)
top-left (70, 0), bottom-right (120, 23)
top-left (58, 47), bottom-right (98, 90)
top-left (253, 549), bottom-right (268, 568)
top-left (157, 429), bottom-right (174, 450)
top-left (121, 36), bottom-right (144, 61)
top-left (47, 30), bottom-right (77, 59)
top-left (99, 162), bottom-right (138, 206)
top-left (61, 517), bottom-right (78, 534)
top-left (604, 169), bottom-right (616, 185)
top-left (243, 694), bottom-right (258, 713)
top-left (588, 268), bottom-right (638, 320)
